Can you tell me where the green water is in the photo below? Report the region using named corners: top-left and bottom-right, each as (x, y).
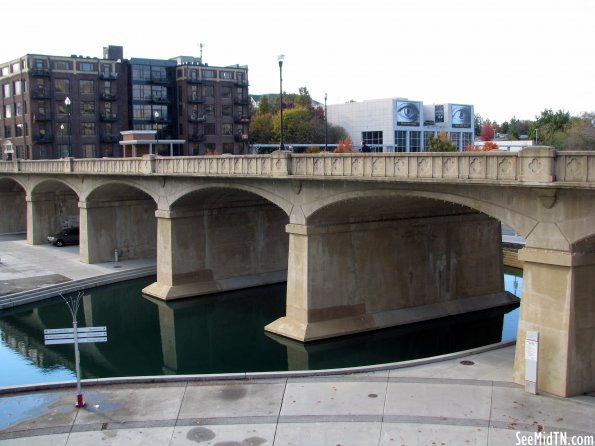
top-left (0, 269), bottom-right (522, 387)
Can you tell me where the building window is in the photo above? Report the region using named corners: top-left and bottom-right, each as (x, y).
top-left (58, 144), bottom-right (70, 157)
top-left (15, 102), bottom-right (23, 116)
top-left (80, 80), bottom-right (94, 94)
top-left (82, 144), bottom-right (96, 158)
top-left (4, 126), bottom-right (11, 137)
top-left (11, 62), bottom-right (20, 73)
top-left (4, 104), bottom-right (12, 118)
top-left (223, 143), bottom-right (234, 153)
top-left (203, 85), bottom-right (214, 97)
top-left (395, 130), bottom-right (407, 152)
top-left (133, 84), bottom-right (152, 101)
top-left (221, 86), bottom-right (232, 98)
top-left (3, 83), bottom-right (11, 98)
top-left (55, 79), bottom-right (70, 93)
top-left (449, 132), bottom-right (459, 147)
top-left (362, 131), bottom-right (383, 145)
top-left (204, 123), bottom-right (216, 135)
top-left (202, 69), bottom-right (215, 79)
top-left (81, 101), bottom-right (95, 114)
top-left (1, 66), bottom-right (10, 76)
top-left (151, 66), bottom-right (167, 82)
top-left (133, 104), bottom-right (152, 120)
top-left (78, 62), bottom-right (95, 72)
top-left (57, 122), bottom-right (70, 135)
top-left (222, 105), bottom-right (233, 116)
top-left (14, 80), bottom-right (22, 95)
top-left (189, 69), bottom-right (200, 80)
top-left (462, 132), bottom-right (473, 150)
top-left (222, 123), bottom-right (233, 135)
top-left (53, 61), bottom-right (71, 70)
top-left (81, 122), bottom-right (96, 136)
top-left (423, 131), bottom-right (435, 150)
top-left (220, 71), bottom-right (233, 80)
top-left (151, 85), bottom-right (167, 100)
top-left (205, 104), bottom-right (215, 116)
top-left (409, 131), bottom-right (421, 152)
top-left (132, 65), bottom-right (151, 81)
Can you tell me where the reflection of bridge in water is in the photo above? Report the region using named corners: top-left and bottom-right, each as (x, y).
top-left (0, 280), bottom-right (519, 384)
top-left (0, 147), bottom-right (594, 397)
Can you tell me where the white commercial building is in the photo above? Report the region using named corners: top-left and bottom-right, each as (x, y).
top-left (327, 98), bottom-right (474, 152)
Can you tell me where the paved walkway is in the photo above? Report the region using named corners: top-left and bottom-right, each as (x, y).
top-left (0, 234), bottom-right (594, 445)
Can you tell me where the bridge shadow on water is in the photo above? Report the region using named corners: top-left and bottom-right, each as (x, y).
top-left (0, 270), bottom-right (522, 387)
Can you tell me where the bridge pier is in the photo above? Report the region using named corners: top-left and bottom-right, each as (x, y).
top-left (265, 213), bottom-right (517, 342)
top-left (513, 248), bottom-right (595, 397)
top-left (143, 204), bottom-right (288, 300)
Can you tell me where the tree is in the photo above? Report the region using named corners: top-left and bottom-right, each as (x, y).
top-left (249, 113), bottom-right (274, 144)
top-left (474, 114), bottom-right (484, 136)
top-left (480, 122), bottom-right (495, 141)
top-left (256, 96), bottom-right (271, 115)
top-left (295, 87), bottom-right (312, 109)
top-left (427, 131), bottom-right (457, 152)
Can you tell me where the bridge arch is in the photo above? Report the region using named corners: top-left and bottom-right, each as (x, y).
top-left (27, 178), bottom-right (81, 245)
top-left (79, 181), bottom-right (158, 264)
top-left (143, 183), bottom-right (290, 301)
top-left (0, 177), bottom-right (26, 234)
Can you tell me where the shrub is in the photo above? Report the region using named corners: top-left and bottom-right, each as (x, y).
top-left (426, 131), bottom-right (457, 152)
top-left (306, 146), bottom-right (321, 153)
top-left (334, 137), bottom-right (354, 153)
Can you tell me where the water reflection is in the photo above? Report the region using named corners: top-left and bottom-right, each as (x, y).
top-left (0, 269), bottom-right (522, 387)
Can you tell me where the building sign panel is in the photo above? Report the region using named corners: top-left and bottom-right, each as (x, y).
top-left (396, 101), bottom-right (421, 127)
top-left (451, 104), bottom-right (472, 128)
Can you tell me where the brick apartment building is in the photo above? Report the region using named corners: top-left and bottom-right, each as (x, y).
top-left (0, 45), bottom-right (250, 159)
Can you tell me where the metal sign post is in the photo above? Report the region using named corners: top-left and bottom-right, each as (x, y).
top-left (43, 292), bottom-right (108, 408)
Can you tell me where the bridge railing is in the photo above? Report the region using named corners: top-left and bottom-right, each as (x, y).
top-left (1, 147), bottom-right (594, 185)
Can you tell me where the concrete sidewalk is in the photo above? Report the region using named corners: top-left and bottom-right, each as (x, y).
top-left (1, 346), bottom-right (594, 445)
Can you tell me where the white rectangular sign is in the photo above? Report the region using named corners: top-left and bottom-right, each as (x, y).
top-left (44, 326), bottom-right (106, 335)
top-left (45, 336), bottom-right (107, 345)
top-left (44, 326), bottom-right (108, 345)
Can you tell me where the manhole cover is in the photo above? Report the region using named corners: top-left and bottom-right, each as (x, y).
top-left (460, 360), bottom-right (475, 366)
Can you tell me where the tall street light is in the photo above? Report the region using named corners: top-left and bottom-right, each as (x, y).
top-left (64, 96), bottom-right (72, 157)
top-left (324, 92), bottom-right (328, 153)
top-left (278, 54), bottom-right (285, 150)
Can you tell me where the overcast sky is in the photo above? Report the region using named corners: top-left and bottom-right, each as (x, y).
top-left (2, 0), bottom-right (593, 123)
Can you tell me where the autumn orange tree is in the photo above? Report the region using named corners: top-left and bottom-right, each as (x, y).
top-left (334, 137), bottom-right (354, 153)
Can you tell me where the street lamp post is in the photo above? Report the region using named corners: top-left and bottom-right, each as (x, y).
top-left (278, 54), bottom-right (285, 150)
top-left (324, 92), bottom-right (328, 153)
top-left (64, 97), bottom-right (72, 157)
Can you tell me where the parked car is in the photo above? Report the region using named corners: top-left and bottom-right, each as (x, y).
top-left (47, 227), bottom-right (79, 247)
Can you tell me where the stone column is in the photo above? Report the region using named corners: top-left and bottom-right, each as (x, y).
top-left (142, 204), bottom-right (288, 300)
top-left (26, 195), bottom-right (56, 245)
top-left (266, 213), bottom-right (516, 342)
top-left (513, 248), bottom-right (595, 397)
top-left (0, 191), bottom-right (26, 234)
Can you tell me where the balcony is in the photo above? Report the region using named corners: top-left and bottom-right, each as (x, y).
top-left (189, 134), bottom-right (206, 142)
top-left (235, 79), bottom-right (249, 87)
top-left (234, 98), bottom-right (249, 106)
top-left (187, 77), bottom-right (203, 84)
top-left (99, 72), bottom-right (118, 80)
top-left (100, 134), bottom-right (119, 143)
top-left (151, 95), bottom-right (170, 104)
top-left (100, 112), bottom-right (118, 122)
top-left (33, 133), bottom-right (53, 143)
top-left (188, 94), bottom-right (204, 103)
top-left (188, 114), bottom-right (206, 123)
top-left (100, 92), bottom-right (117, 101)
top-left (34, 113), bottom-right (51, 121)
top-left (234, 115), bottom-right (251, 124)
top-left (30, 68), bottom-right (50, 77)
top-left (151, 75), bottom-right (169, 84)
top-left (31, 90), bottom-right (51, 99)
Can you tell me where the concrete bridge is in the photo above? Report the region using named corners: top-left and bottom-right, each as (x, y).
top-left (0, 147), bottom-right (594, 397)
